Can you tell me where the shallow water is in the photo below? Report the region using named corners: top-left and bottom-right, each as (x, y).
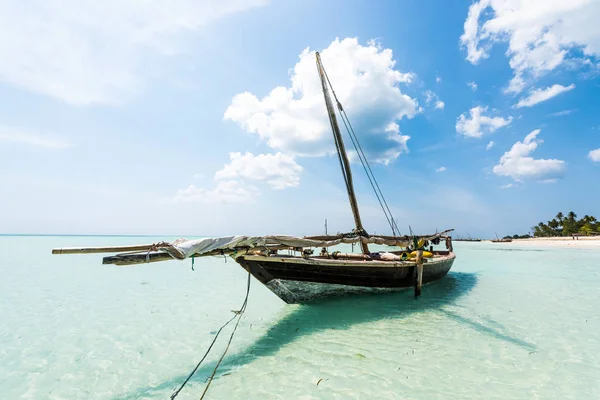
top-left (1, 236), bottom-right (599, 399)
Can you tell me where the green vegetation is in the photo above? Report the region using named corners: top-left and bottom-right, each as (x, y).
top-left (532, 212), bottom-right (599, 237)
top-left (503, 234), bottom-right (532, 240)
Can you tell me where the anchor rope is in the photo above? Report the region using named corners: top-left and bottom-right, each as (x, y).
top-left (170, 271), bottom-right (251, 400)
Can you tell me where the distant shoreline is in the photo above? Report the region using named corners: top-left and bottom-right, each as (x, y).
top-left (485, 236), bottom-right (600, 249)
top-left (513, 236), bottom-right (600, 242)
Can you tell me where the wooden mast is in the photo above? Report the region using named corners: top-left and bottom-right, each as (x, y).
top-left (316, 52), bottom-right (369, 254)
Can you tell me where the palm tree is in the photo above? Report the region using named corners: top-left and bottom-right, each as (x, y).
top-left (561, 211), bottom-right (579, 236)
top-left (580, 224), bottom-right (593, 236)
top-left (556, 212), bottom-right (564, 223)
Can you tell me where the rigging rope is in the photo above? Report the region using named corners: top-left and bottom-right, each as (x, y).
top-left (339, 110), bottom-right (401, 235)
top-left (337, 112), bottom-right (396, 235)
top-left (170, 271), bottom-right (251, 400)
top-left (321, 64), bottom-right (400, 236)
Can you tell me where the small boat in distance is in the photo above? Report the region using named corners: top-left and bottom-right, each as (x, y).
top-left (454, 233), bottom-right (481, 242)
top-left (491, 233), bottom-right (512, 243)
top-left (53, 52), bottom-right (456, 303)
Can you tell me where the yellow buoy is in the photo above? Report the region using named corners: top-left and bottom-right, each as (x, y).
top-left (409, 250), bottom-right (433, 258)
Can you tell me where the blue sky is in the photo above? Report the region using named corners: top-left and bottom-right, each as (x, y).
top-left (0, 0), bottom-right (599, 238)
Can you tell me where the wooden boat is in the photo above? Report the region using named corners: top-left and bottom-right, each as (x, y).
top-left (234, 246), bottom-right (455, 303)
top-left (454, 232), bottom-right (481, 242)
top-left (491, 233), bottom-right (512, 243)
top-left (52, 52), bottom-right (456, 303)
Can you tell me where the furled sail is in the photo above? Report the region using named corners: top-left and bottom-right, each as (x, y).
top-left (144, 232), bottom-right (453, 259)
top-left (53, 231), bottom-right (453, 265)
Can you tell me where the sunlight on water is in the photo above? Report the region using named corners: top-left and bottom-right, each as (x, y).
top-left (1, 237), bottom-right (599, 399)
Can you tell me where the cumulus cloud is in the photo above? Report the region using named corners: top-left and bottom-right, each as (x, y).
top-left (215, 152), bottom-right (303, 189)
top-left (493, 129), bottom-right (565, 182)
top-left (425, 90), bottom-right (445, 110)
top-left (0, 126), bottom-right (71, 149)
top-left (224, 37), bottom-right (420, 165)
top-left (467, 81), bottom-right (478, 91)
top-left (456, 106), bottom-right (512, 138)
top-left (486, 140), bottom-right (495, 150)
top-left (436, 166), bottom-right (447, 172)
top-left (0, 0), bottom-right (267, 105)
top-left (175, 151), bottom-right (302, 203)
top-left (436, 76), bottom-right (442, 83)
top-left (174, 180), bottom-right (259, 204)
top-left (460, 0), bottom-right (600, 93)
top-left (589, 148), bottom-right (600, 162)
top-left (515, 84), bottom-right (575, 108)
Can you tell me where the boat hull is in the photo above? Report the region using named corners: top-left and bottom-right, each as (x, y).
top-left (235, 253), bottom-right (455, 303)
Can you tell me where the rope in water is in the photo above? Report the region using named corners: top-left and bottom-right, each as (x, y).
top-left (170, 271), bottom-right (251, 400)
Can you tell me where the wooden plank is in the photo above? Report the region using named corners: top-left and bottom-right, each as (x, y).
top-left (102, 248), bottom-right (244, 265)
top-left (102, 252), bottom-right (174, 265)
top-left (52, 244), bottom-right (157, 255)
top-left (415, 250), bottom-right (423, 298)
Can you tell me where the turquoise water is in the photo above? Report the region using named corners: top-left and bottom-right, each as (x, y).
top-left (1, 236), bottom-right (599, 399)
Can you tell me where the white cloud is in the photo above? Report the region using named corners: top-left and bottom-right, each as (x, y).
top-left (436, 166), bottom-right (447, 172)
top-left (175, 151), bottom-right (301, 204)
top-left (500, 183), bottom-right (514, 189)
top-left (425, 90), bottom-right (445, 110)
top-left (436, 76), bottom-right (442, 83)
top-left (460, 0), bottom-right (494, 64)
top-left (589, 148), bottom-right (600, 162)
top-left (549, 109), bottom-right (575, 117)
top-left (0, 126), bottom-right (71, 149)
top-left (460, 0), bottom-right (600, 93)
top-left (456, 106), bottom-right (513, 138)
top-left (215, 152), bottom-right (303, 189)
top-left (493, 129), bottom-right (565, 182)
top-left (0, 0), bottom-right (267, 105)
top-left (515, 84), bottom-right (575, 108)
top-left (467, 81), bottom-right (478, 91)
top-left (486, 140), bottom-right (495, 150)
top-left (224, 38), bottom-right (419, 165)
top-left (174, 180), bottom-right (259, 204)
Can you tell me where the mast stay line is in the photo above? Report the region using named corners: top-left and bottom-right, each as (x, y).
top-left (316, 52), bottom-right (400, 238)
top-left (316, 52), bottom-right (370, 254)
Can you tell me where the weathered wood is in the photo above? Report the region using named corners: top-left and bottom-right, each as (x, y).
top-left (102, 247), bottom-right (250, 266)
top-left (330, 252), bottom-right (371, 260)
top-left (415, 250), bottom-right (423, 298)
top-left (316, 52), bottom-right (369, 255)
top-left (237, 252), bottom-right (454, 289)
top-left (102, 252), bottom-right (175, 265)
top-left (53, 244), bottom-right (158, 254)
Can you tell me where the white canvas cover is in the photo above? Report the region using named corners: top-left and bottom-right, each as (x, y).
top-left (155, 232), bottom-right (450, 260)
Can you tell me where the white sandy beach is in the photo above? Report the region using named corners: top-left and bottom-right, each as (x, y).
top-left (486, 236), bottom-right (600, 249)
